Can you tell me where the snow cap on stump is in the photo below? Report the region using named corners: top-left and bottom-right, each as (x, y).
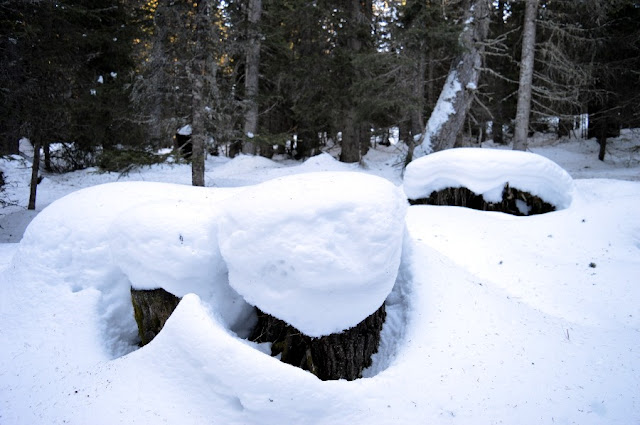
top-left (403, 148), bottom-right (575, 209)
top-left (218, 171), bottom-right (407, 338)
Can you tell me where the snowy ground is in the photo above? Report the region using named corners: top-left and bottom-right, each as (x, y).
top-left (1, 133), bottom-right (639, 424)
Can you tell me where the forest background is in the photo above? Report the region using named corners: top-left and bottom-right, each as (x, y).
top-left (1, 0), bottom-right (639, 184)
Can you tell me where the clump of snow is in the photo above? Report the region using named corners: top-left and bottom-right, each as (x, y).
top-left (213, 154), bottom-right (283, 175)
top-left (177, 124), bottom-right (192, 136)
top-left (404, 147), bottom-right (575, 209)
top-left (298, 152), bottom-right (342, 171)
top-left (217, 172), bottom-right (408, 337)
top-left (108, 199), bottom-right (253, 331)
top-left (413, 71), bottom-right (461, 157)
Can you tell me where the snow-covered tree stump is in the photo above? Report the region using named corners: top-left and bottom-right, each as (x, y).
top-left (404, 148), bottom-right (575, 215)
top-left (251, 304), bottom-right (386, 381)
top-left (218, 172), bottom-right (407, 380)
top-left (408, 184), bottom-right (556, 216)
top-left (131, 287), bottom-right (181, 346)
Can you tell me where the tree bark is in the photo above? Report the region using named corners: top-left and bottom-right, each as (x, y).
top-left (188, 0), bottom-right (214, 187)
top-left (28, 140), bottom-right (41, 210)
top-left (340, 108), bottom-right (361, 163)
top-left (339, 0), bottom-right (372, 164)
top-left (410, 49), bottom-right (426, 137)
top-left (251, 304), bottom-right (386, 381)
top-left (413, 0), bottom-right (491, 157)
top-left (408, 185), bottom-right (556, 216)
top-left (131, 288), bottom-right (181, 346)
top-left (513, 0), bottom-right (539, 151)
top-left (242, 0), bottom-right (262, 156)
top-left (43, 142), bottom-right (52, 172)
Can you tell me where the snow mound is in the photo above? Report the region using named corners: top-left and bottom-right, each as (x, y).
top-left (299, 152), bottom-right (345, 171)
top-left (11, 182), bottom-right (252, 350)
top-left (177, 124), bottom-right (192, 136)
top-left (214, 154), bottom-right (283, 175)
top-left (108, 200), bottom-right (253, 331)
top-left (218, 172), bottom-right (408, 337)
top-left (404, 148), bottom-right (575, 208)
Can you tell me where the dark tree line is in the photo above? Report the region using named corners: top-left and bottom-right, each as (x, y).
top-left (2, 0), bottom-right (639, 172)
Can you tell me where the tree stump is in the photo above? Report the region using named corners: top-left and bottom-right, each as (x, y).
top-left (131, 287), bottom-right (181, 346)
top-left (250, 304), bottom-right (386, 381)
top-left (408, 183), bottom-right (556, 216)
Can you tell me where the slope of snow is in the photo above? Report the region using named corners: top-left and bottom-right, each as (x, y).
top-left (1, 137), bottom-right (640, 424)
top-left (404, 147), bottom-right (576, 207)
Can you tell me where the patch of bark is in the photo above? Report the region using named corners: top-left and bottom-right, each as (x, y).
top-left (131, 287), bottom-right (181, 346)
top-left (408, 184), bottom-right (556, 216)
top-left (250, 304), bottom-right (386, 381)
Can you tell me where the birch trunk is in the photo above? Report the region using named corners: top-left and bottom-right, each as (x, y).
top-left (513, 0), bottom-right (539, 151)
top-left (413, 0), bottom-right (490, 158)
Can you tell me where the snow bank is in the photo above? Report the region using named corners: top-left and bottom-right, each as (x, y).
top-left (218, 172), bottom-right (408, 337)
top-left (404, 147), bottom-right (575, 208)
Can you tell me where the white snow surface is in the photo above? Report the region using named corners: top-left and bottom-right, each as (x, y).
top-left (178, 124), bottom-right (193, 136)
top-left (404, 147), bottom-right (576, 207)
top-left (1, 138), bottom-right (640, 424)
top-left (217, 172), bottom-right (407, 337)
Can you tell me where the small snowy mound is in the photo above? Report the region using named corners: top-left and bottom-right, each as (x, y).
top-left (218, 172), bottom-right (408, 337)
top-left (299, 152), bottom-right (345, 171)
top-left (214, 154), bottom-right (283, 175)
top-left (404, 148), bottom-right (575, 209)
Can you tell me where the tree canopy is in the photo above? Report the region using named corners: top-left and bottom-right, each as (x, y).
top-left (1, 0), bottom-right (638, 165)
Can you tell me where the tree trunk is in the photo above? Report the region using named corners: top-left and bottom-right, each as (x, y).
top-left (413, 0), bottom-right (490, 157)
top-left (28, 140), bottom-right (41, 210)
top-left (340, 108), bottom-right (361, 163)
top-left (339, 0), bottom-right (372, 164)
top-left (188, 0), bottom-right (214, 187)
top-left (513, 0), bottom-right (539, 151)
top-left (597, 115), bottom-right (608, 161)
top-left (251, 304), bottom-right (386, 381)
top-left (43, 142), bottom-right (52, 172)
top-left (242, 0), bottom-right (262, 156)
top-left (410, 49), bottom-right (426, 137)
